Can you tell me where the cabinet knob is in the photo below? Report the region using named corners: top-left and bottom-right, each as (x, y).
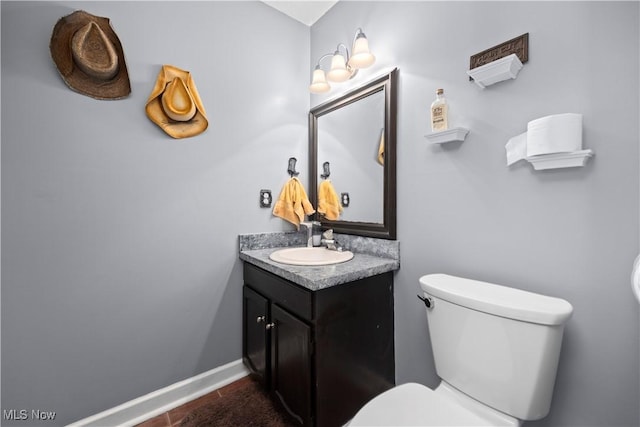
top-left (256, 316), bottom-right (266, 323)
top-left (265, 322), bottom-right (276, 330)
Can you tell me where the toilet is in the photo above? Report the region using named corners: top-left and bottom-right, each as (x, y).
top-left (349, 273), bottom-right (573, 426)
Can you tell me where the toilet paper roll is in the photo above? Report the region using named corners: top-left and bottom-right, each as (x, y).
top-left (505, 132), bottom-right (527, 166)
top-left (526, 113), bottom-right (583, 157)
top-left (632, 254), bottom-right (640, 304)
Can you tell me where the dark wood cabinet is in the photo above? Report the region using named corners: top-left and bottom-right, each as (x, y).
top-left (242, 262), bottom-right (395, 427)
top-left (270, 304), bottom-right (312, 425)
top-left (242, 286), bottom-right (269, 383)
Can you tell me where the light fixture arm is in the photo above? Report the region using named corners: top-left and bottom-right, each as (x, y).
top-left (334, 43), bottom-right (351, 64)
top-left (352, 28), bottom-right (365, 46)
top-left (314, 53), bottom-right (335, 69)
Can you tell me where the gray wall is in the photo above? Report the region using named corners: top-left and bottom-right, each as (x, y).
top-left (1, 1), bottom-right (309, 425)
top-left (3, 1), bottom-right (639, 427)
top-left (311, 1), bottom-right (639, 426)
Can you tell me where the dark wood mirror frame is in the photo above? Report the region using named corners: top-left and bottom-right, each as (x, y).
top-left (309, 68), bottom-right (398, 239)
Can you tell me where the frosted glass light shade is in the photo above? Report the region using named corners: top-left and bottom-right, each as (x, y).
top-left (349, 35), bottom-right (375, 68)
top-left (326, 53), bottom-right (351, 82)
top-left (309, 68), bottom-right (330, 93)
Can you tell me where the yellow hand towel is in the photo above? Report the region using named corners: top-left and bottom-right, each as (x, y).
top-left (377, 129), bottom-right (385, 166)
top-left (273, 177), bottom-right (315, 228)
top-left (317, 180), bottom-right (343, 221)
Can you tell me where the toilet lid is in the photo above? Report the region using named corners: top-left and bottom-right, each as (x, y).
top-left (348, 383), bottom-right (498, 426)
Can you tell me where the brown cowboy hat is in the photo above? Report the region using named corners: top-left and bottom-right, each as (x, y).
top-left (145, 65), bottom-right (208, 139)
top-left (50, 10), bottom-right (131, 100)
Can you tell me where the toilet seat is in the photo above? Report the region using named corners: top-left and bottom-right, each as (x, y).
top-left (348, 383), bottom-right (519, 426)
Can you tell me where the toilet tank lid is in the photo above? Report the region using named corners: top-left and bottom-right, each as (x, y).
top-left (419, 274), bottom-right (573, 325)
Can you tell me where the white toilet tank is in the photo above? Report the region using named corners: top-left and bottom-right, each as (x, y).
top-left (419, 274), bottom-right (573, 421)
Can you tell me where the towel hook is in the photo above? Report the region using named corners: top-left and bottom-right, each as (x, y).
top-left (320, 161), bottom-right (331, 179)
top-left (287, 157), bottom-right (300, 177)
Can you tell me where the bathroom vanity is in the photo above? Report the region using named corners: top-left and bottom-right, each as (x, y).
top-left (239, 232), bottom-right (399, 427)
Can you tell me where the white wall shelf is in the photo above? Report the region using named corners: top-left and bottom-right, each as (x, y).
top-left (525, 149), bottom-right (594, 170)
top-left (425, 127), bottom-right (469, 144)
top-left (467, 53), bottom-right (523, 89)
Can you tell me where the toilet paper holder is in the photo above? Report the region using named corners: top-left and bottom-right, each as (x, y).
top-left (505, 113), bottom-right (594, 170)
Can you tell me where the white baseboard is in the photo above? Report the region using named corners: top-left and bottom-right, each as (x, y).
top-left (67, 359), bottom-right (250, 427)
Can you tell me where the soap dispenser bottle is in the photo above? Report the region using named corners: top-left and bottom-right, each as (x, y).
top-left (430, 88), bottom-right (448, 132)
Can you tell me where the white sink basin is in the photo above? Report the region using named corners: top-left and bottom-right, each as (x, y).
top-left (269, 247), bottom-right (354, 266)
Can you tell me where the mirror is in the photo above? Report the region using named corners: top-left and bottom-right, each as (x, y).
top-left (309, 68), bottom-right (397, 239)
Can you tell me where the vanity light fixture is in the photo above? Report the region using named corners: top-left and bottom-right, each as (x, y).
top-left (309, 28), bottom-right (376, 94)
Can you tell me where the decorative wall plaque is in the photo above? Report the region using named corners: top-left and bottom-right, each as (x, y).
top-left (469, 33), bottom-right (529, 71)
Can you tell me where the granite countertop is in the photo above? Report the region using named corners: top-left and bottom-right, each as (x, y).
top-left (238, 231), bottom-right (400, 291)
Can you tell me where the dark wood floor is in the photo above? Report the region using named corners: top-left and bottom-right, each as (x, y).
top-left (135, 376), bottom-right (253, 427)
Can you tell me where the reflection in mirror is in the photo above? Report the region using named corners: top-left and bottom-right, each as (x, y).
top-left (317, 90), bottom-right (385, 223)
top-left (309, 68), bottom-right (397, 239)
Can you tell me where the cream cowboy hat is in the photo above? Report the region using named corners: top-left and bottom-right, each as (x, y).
top-left (50, 10), bottom-right (131, 100)
top-left (145, 65), bottom-right (208, 139)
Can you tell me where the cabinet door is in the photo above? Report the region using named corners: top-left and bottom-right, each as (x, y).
top-left (270, 304), bottom-right (312, 426)
top-left (243, 286), bottom-right (269, 385)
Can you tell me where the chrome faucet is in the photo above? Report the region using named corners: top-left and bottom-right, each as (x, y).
top-left (300, 221), bottom-right (313, 247)
top-left (323, 239), bottom-right (339, 251)
top-left (320, 229), bottom-right (342, 251)
top-left (300, 221), bottom-right (321, 247)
